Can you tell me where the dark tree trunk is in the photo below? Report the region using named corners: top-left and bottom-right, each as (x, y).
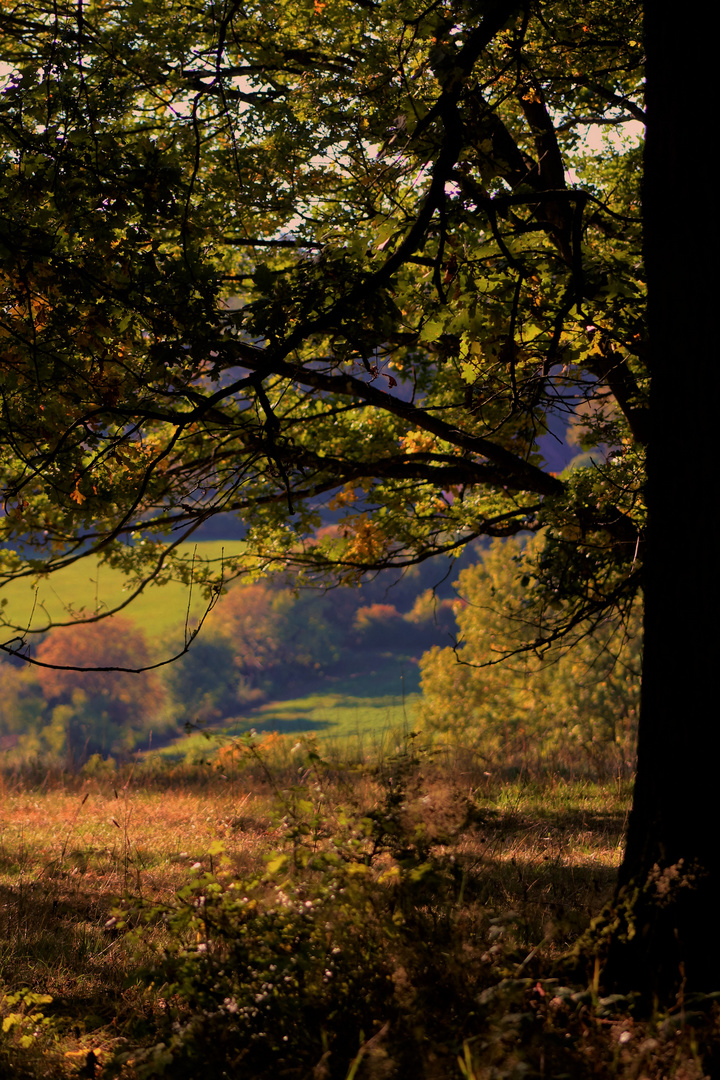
top-left (609, 7), bottom-right (719, 996)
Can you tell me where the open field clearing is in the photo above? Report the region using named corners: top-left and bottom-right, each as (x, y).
top-left (1, 542), bottom-right (240, 650)
top-left (154, 694), bottom-right (421, 761)
top-left (0, 751), bottom-right (716, 1079)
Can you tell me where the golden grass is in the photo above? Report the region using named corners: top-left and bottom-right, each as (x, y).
top-left (0, 762), bottom-right (712, 1079)
top-left (0, 781), bottom-right (277, 914)
top-left (0, 775), bottom-right (276, 1076)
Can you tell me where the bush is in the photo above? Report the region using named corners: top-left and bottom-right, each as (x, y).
top-left (113, 737), bottom-right (481, 1078)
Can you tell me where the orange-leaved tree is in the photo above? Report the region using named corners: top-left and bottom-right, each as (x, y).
top-left (35, 619), bottom-right (165, 763)
top-left (208, 583), bottom-right (339, 688)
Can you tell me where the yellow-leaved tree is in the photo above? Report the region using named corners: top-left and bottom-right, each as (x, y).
top-left (418, 538), bottom-right (641, 775)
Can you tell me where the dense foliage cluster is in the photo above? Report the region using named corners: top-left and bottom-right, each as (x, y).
top-left (419, 537), bottom-right (641, 773)
top-left (0, 618), bottom-right (164, 762)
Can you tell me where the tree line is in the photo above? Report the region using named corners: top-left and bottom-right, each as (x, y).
top-left (0, 537), bottom-right (640, 775)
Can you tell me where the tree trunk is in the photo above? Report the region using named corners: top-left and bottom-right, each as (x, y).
top-left (608, 6), bottom-right (719, 997)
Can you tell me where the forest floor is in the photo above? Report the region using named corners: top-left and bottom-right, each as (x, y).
top-left (0, 742), bottom-right (716, 1079)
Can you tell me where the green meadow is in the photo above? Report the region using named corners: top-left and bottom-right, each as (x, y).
top-left (1, 541), bottom-right (243, 653)
top-left (153, 692), bottom-right (420, 761)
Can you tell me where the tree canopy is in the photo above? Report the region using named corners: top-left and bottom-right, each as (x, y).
top-left (8, 0), bottom-right (717, 1001)
top-left (1, 0), bottom-right (645, 654)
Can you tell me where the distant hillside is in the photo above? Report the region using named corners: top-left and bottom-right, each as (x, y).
top-left (0, 541), bottom-right (241, 658)
top-left (0, 540), bottom-right (480, 703)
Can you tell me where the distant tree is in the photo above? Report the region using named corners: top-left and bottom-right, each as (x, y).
top-left (35, 619), bottom-right (164, 762)
top-left (403, 590), bottom-right (457, 651)
top-left (209, 583), bottom-right (338, 690)
top-left (352, 603), bottom-right (404, 651)
top-left (351, 595), bottom-right (455, 655)
top-left (209, 585), bottom-right (295, 673)
top-left (0, 663), bottom-right (47, 748)
top-left (418, 538), bottom-right (641, 774)
top-left (163, 634), bottom-right (258, 723)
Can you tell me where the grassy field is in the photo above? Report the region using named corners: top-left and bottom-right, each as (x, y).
top-left (0, 749), bottom-right (715, 1079)
top-left (0, 558), bottom-right (716, 1076)
top-left (154, 693), bottom-right (421, 761)
top-left (0, 542), bottom-right (241, 651)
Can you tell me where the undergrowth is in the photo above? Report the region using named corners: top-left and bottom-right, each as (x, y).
top-left (0, 736), bottom-right (716, 1078)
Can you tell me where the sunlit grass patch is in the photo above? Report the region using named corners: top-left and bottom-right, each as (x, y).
top-left (150, 691), bottom-right (420, 762)
top-left (0, 541), bottom-right (241, 650)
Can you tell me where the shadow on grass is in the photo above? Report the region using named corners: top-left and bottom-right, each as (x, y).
top-left (0, 793), bottom-right (626, 989)
top-left (232, 716), bottom-right (335, 734)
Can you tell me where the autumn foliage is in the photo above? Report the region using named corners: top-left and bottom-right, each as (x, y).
top-left (35, 618), bottom-right (162, 719)
top-left (418, 538), bottom-right (641, 774)
top-left (30, 619), bottom-right (165, 763)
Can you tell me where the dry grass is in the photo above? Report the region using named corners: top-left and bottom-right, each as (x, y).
top-left (0, 757), bottom-right (714, 1079)
top-left (0, 770), bottom-right (279, 1075)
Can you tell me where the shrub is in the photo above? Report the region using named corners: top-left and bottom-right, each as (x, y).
top-left (113, 737), bottom-right (481, 1079)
